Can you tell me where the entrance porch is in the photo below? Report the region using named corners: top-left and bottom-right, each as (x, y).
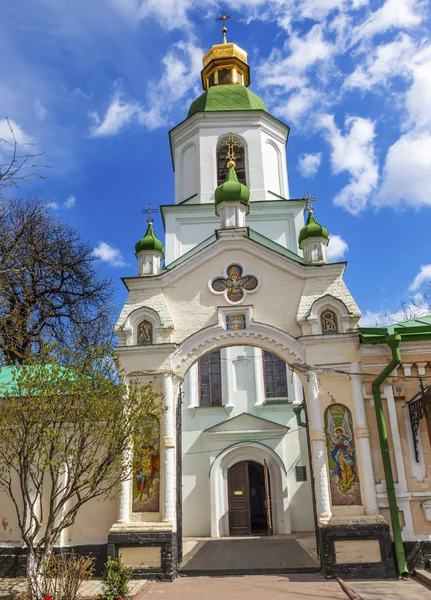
top-left (179, 533), bottom-right (319, 576)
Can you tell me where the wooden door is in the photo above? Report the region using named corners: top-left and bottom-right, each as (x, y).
top-left (228, 461), bottom-right (251, 536)
top-left (264, 459), bottom-right (273, 536)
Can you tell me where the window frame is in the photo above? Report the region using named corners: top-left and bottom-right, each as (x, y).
top-left (198, 350), bottom-right (222, 407)
top-left (216, 135), bottom-right (247, 187)
top-left (262, 350), bottom-right (289, 401)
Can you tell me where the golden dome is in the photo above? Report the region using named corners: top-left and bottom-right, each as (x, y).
top-left (200, 42), bottom-right (250, 91)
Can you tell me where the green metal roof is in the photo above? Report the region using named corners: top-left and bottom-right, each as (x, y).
top-left (298, 211), bottom-right (329, 249)
top-left (135, 223), bottom-right (164, 258)
top-left (0, 365), bottom-right (73, 397)
top-left (215, 165), bottom-right (250, 208)
top-left (188, 85), bottom-right (267, 118)
top-left (360, 314), bottom-right (431, 344)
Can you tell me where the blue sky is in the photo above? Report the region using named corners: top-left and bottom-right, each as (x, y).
top-left (1, 0), bottom-right (431, 326)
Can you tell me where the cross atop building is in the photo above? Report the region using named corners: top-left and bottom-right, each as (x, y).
top-left (219, 132), bottom-right (244, 167)
top-left (215, 11), bottom-right (233, 43)
top-left (303, 190), bottom-right (318, 213)
top-left (141, 202), bottom-right (159, 224)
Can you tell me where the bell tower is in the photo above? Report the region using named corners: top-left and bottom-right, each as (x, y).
top-left (164, 20), bottom-right (306, 264)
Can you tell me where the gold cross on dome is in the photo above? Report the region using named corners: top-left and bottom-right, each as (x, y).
top-left (219, 132), bottom-right (243, 166)
top-left (303, 190), bottom-right (318, 213)
top-left (141, 202), bottom-right (159, 224)
top-left (215, 11), bottom-right (233, 43)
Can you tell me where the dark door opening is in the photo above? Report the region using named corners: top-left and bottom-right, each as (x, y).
top-left (228, 461), bottom-right (272, 536)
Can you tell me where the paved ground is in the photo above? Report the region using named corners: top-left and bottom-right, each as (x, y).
top-left (140, 574), bottom-right (349, 600)
top-left (180, 535), bottom-right (319, 574)
top-left (0, 577), bottom-right (148, 598)
top-left (350, 578), bottom-right (431, 599)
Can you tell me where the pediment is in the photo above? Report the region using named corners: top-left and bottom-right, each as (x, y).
top-left (204, 412), bottom-right (288, 439)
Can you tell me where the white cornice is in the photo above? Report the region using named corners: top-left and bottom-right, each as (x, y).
top-left (360, 341), bottom-right (431, 356)
top-left (122, 234), bottom-right (345, 292)
top-left (299, 333), bottom-right (360, 345)
top-left (169, 111), bottom-right (289, 148)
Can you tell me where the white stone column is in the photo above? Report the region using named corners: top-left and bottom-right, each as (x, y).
top-left (118, 445), bottom-right (132, 523)
top-left (162, 373), bottom-right (176, 523)
top-left (350, 362), bottom-right (379, 514)
top-left (307, 370), bottom-right (331, 518)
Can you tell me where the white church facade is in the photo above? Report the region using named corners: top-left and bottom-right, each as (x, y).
top-left (2, 27), bottom-right (431, 582)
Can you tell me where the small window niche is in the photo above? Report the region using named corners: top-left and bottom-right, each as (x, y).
top-left (320, 309), bottom-right (339, 335)
top-left (217, 135), bottom-right (246, 186)
top-left (137, 319), bottom-right (153, 345)
top-left (295, 466), bottom-right (307, 482)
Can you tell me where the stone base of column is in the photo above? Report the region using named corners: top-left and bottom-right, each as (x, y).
top-left (319, 519), bottom-right (397, 579)
top-left (108, 522), bottom-right (178, 581)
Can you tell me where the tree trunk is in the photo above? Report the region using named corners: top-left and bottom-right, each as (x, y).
top-left (27, 550), bottom-right (50, 600)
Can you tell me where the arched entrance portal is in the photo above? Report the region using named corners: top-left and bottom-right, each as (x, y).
top-left (228, 460), bottom-right (272, 536)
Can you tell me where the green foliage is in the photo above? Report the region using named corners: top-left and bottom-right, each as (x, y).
top-left (101, 557), bottom-right (132, 600)
top-left (43, 554), bottom-right (95, 600)
top-left (0, 342), bottom-right (165, 589)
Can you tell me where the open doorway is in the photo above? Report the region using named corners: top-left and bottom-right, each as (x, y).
top-left (228, 460), bottom-right (272, 536)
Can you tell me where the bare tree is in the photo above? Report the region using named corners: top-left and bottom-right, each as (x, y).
top-left (0, 117), bottom-right (54, 201)
top-left (0, 197), bottom-right (116, 364)
top-left (0, 346), bottom-right (164, 598)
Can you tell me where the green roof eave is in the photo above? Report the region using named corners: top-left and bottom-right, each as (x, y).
top-left (360, 315), bottom-right (431, 344)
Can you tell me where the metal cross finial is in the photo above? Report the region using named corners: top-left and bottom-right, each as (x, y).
top-left (219, 132), bottom-right (243, 167)
top-left (215, 11), bottom-right (233, 43)
top-left (141, 202), bottom-right (158, 224)
top-left (304, 190), bottom-right (318, 213)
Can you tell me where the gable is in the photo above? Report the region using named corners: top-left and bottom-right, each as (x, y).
top-left (204, 412), bottom-right (288, 440)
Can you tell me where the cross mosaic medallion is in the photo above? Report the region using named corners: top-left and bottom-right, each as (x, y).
top-left (209, 263), bottom-right (259, 304)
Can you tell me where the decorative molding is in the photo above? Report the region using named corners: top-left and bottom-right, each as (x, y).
top-left (208, 262), bottom-right (259, 305)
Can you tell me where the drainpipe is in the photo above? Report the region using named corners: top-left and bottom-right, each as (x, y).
top-left (371, 334), bottom-right (408, 576)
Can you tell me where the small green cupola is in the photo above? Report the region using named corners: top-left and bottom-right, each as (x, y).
top-left (298, 193), bottom-right (329, 264)
top-left (215, 160), bottom-right (250, 228)
top-left (135, 209), bottom-right (164, 276)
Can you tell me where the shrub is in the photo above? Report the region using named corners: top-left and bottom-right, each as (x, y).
top-left (43, 554), bottom-right (95, 600)
top-left (101, 557), bottom-right (132, 600)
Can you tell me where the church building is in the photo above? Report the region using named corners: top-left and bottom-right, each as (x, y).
top-left (1, 23), bottom-right (431, 582)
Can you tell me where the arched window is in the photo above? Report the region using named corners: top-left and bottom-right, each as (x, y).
top-left (320, 309), bottom-right (339, 334)
top-left (137, 319), bottom-right (153, 345)
top-left (217, 135), bottom-right (246, 186)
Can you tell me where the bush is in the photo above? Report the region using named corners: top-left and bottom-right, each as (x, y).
top-left (43, 554), bottom-right (95, 600)
top-left (101, 557), bottom-right (132, 600)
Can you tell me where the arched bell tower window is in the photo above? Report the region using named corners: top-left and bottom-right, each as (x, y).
top-left (217, 134), bottom-right (246, 186)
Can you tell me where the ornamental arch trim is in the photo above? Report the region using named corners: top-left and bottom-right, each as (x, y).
top-left (122, 306), bottom-right (165, 346)
top-left (171, 320), bottom-right (306, 379)
top-left (306, 294), bottom-right (352, 335)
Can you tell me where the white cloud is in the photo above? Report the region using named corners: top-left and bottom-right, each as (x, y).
top-left (90, 38), bottom-right (203, 136)
top-left (405, 45), bottom-right (431, 130)
top-left (327, 234), bottom-right (348, 261)
top-left (297, 152), bottom-right (322, 178)
top-left (47, 195), bottom-right (77, 211)
top-left (409, 265), bottom-right (431, 290)
top-left (376, 131), bottom-right (431, 208)
top-left (93, 241), bottom-right (127, 267)
top-left (354, 0), bottom-right (424, 41)
top-left (319, 114), bottom-right (378, 213)
top-left (90, 90), bottom-right (141, 137)
top-left (343, 34), bottom-right (416, 91)
top-left (34, 98), bottom-right (47, 122)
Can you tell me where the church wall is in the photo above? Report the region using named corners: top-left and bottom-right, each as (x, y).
top-left (67, 497), bottom-right (117, 544)
top-left (181, 345), bottom-right (315, 537)
top-left (360, 345), bottom-right (431, 539)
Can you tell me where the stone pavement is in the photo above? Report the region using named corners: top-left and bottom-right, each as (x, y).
top-left (0, 577), bottom-right (148, 598)
top-left (350, 578), bottom-right (431, 599)
top-left (140, 574), bottom-right (349, 599)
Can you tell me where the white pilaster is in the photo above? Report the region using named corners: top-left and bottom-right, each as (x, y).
top-left (417, 362), bottom-right (427, 376)
top-left (162, 373), bottom-right (176, 523)
top-left (350, 362), bottom-right (379, 514)
top-left (253, 347), bottom-right (265, 406)
top-left (307, 370), bottom-right (331, 518)
top-left (118, 446), bottom-right (132, 523)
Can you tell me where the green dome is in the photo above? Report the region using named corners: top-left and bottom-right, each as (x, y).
top-left (135, 223), bottom-right (164, 257)
top-left (298, 211), bottom-right (329, 249)
top-left (215, 165), bottom-right (250, 208)
top-left (188, 85), bottom-right (266, 118)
